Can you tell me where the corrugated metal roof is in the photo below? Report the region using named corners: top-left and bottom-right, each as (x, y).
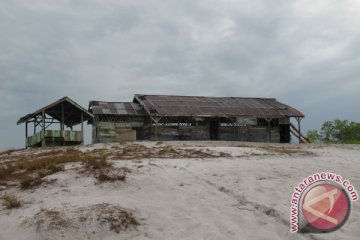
top-left (17, 97), bottom-right (93, 126)
top-left (133, 94), bottom-right (304, 118)
top-left (89, 101), bottom-right (145, 116)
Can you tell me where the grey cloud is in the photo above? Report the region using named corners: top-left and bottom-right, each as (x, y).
top-left (1, 0), bottom-right (360, 150)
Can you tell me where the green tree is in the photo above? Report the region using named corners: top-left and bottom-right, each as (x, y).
top-left (319, 119), bottom-right (360, 144)
top-left (306, 130), bottom-right (321, 143)
top-left (307, 119), bottom-right (360, 144)
top-left (343, 122), bottom-right (360, 144)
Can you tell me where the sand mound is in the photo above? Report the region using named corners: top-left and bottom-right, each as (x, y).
top-left (22, 203), bottom-right (139, 239)
top-left (0, 141), bottom-right (359, 240)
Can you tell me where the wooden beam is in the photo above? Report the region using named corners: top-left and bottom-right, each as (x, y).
top-left (296, 117), bottom-right (302, 144)
top-left (42, 110), bottom-right (45, 147)
top-left (232, 117), bottom-right (236, 141)
top-left (25, 121), bottom-right (28, 149)
top-left (61, 104), bottom-right (65, 146)
top-left (33, 117), bottom-right (36, 135)
top-left (61, 104), bottom-right (64, 131)
top-left (150, 116), bottom-right (161, 141)
top-left (81, 111), bottom-right (84, 145)
top-left (266, 118), bottom-right (272, 142)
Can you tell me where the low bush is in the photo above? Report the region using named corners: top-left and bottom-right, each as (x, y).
top-left (37, 164), bottom-right (64, 178)
top-left (97, 171), bottom-right (126, 182)
top-left (20, 176), bottom-right (43, 189)
top-left (2, 193), bottom-right (22, 209)
top-left (83, 155), bottom-right (111, 170)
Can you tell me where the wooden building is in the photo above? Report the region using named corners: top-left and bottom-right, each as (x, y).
top-left (17, 97), bottom-right (93, 148)
top-left (89, 101), bottom-right (145, 143)
top-left (89, 94), bottom-right (309, 143)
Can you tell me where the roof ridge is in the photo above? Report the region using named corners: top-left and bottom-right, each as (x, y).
top-left (134, 94), bottom-right (275, 100)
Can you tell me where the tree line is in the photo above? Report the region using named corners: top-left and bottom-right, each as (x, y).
top-left (306, 119), bottom-right (360, 144)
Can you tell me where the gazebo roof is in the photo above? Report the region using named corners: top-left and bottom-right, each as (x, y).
top-left (17, 96), bottom-right (93, 127)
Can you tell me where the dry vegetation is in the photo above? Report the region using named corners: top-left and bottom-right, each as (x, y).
top-left (34, 208), bottom-right (71, 230)
top-left (257, 145), bottom-right (315, 156)
top-left (113, 144), bottom-right (230, 159)
top-left (0, 142), bottom-right (321, 239)
top-left (0, 142), bottom-right (312, 190)
top-left (0, 148), bottom-right (112, 185)
top-left (97, 168), bottom-right (129, 183)
top-left (2, 193), bottom-right (22, 209)
top-left (95, 203), bottom-right (140, 233)
top-left (24, 203), bottom-right (140, 234)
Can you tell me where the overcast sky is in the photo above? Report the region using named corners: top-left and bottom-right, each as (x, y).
top-left (1, 0), bottom-right (360, 150)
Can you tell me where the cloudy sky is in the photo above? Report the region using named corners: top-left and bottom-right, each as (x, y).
top-left (1, 0), bottom-right (359, 150)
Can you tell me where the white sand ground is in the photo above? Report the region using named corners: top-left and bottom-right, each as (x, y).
top-left (0, 141), bottom-right (359, 240)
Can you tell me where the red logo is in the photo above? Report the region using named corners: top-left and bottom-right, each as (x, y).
top-left (301, 182), bottom-right (351, 232)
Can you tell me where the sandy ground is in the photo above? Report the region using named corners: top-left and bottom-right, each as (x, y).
top-left (0, 141), bottom-right (359, 240)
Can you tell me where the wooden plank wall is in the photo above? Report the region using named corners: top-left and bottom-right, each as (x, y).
top-left (92, 117), bottom-right (144, 143)
top-left (218, 126), bottom-right (280, 142)
top-left (92, 116), bottom-right (286, 143)
top-left (143, 125), bottom-right (210, 140)
top-left (143, 124), bottom-right (279, 142)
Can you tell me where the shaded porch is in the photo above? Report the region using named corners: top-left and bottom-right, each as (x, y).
top-left (26, 130), bottom-right (83, 147)
top-left (17, 96), bottom-right (93, 148)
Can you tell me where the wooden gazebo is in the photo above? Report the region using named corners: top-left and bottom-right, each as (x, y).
top-left (17, 97), bottom-right (93, 148)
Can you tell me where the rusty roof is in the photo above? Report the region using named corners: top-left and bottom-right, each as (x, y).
top-left (89, 101), bottom-right (145, 116)
top-left (17, 96), bottom-right (93, 126)
top-left (133, 94), bottom-right (304, 118)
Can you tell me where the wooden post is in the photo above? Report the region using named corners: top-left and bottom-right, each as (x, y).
top-left (25, 121), bottom-right (28, 149)
top-left (193, 119), bottom-right (196, 140)
top-left (233, 117), bottom-right (236, 141)
top-left (42, 110), bottom-right (45, 147)
top-left (61, 104), bottom-right (64, 131)
top-left (150, 116), bottom-right (161, 141)
top-left (61, 104), bottom-right (64, 145)
top-left (33, 117), bottom-right (36, 135)
top-left (81, 112), bottom-right (84, 145)
top-left (297, 117), bottom-right (302, 144)
top-left (155, 117), bottom-right (158, 141)
top-left (266, 118), bottom-right (272, 142)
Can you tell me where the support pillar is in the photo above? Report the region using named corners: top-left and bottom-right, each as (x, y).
top-left (266, 118), bottom-right (272, 143)
top-left (150, 116), bottom-right (161, 141)
top-left (42, 110), bottom-right (45, 147)
top-left (81, 112), bottom-right (84, 145)
top-left (25, 121), bottom-right (28, 149)
top-left (61, 104), bottom-right (64, 145)
top-left (155, 117), bottom-right (158, 141)
top-left (33, 117), bottom-right (36, 135)
top-left (296, 117), bottom-right (302, 144)
top-left (233, 118), bottom-right (237, 141)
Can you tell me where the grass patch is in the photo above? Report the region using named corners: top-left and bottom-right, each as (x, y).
top-left (0, 149), bottom-right (17, 156)
top-left (17, 149), bottom-right (83, 171)
top-left (36, 208), bottom-right (71, 229)
top-left (114, 145), bottom-right (222, 159)
top-left (109, 210), bottom-right (139, 233)
top-left (20, 176), bottom-right (43, 189)
top-left (2, 193), bottom-right (22, 209)
top-left (97, 171), bottom-right (126, 182)
top-left (0, 148), bottom-right (112, 183)
top-left (97, 167), bottom-right (130, 183)
top-left (26, 204), bottom-right (139, 234)
top-left (0, 166), bottom-right (13, 181)
top-left (84, 157), bottom-right (111, 170)
top-left (37, 164), bottom-right (64, 178)
top-left (259, 145), bottom-right (314, 156)
top-left (1, 144), bottom-right (232, 186)
top-left (95, 203), bottom-right (140, 233)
